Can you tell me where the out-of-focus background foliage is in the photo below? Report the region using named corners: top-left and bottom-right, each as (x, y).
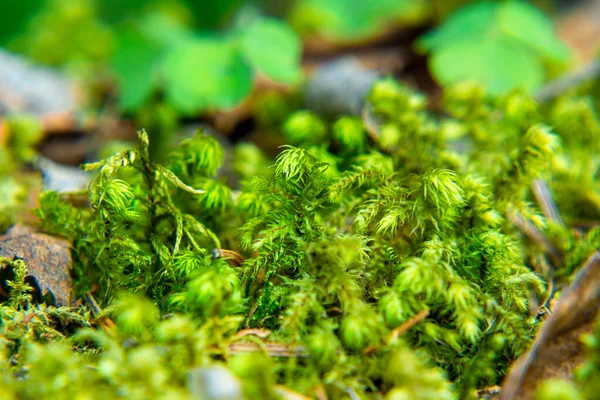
top-left (0, 0), bottom-right (592, 169)
top-left (0, 0), bottom-right (581, 115)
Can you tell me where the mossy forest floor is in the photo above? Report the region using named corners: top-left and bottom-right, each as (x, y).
top-left (1, 3), bottom-right (600, 397)
top-left (1, 77), bottom-right (600, 400)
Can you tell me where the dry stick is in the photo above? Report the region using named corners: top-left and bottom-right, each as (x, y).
top-left (387, 308), bottom-right (430, 342)
top-left (212, 248), bottom-right (245, 267)
top-left (474, 385), bottom-right (501, 399)
top-left (275, 385), bottom-right (313, 400)
top-left (232, 328), bottom-right (271, 340)
top-left (363, 308), bottom-right (430, 356)
top-left (20, 312), bottom-right (37, 326)
top-left (508, 213), bottom-right (563, 268)
top-left (361, 105), bottom-right (393, 156)
top-left (534, 60), bottom-right (600, 103)
top-left (345, 387), bottom-right (360, 400)
top-left (225, 342), bottom-right (309, 358)
top-left (313, 385), bottom-right (329, 400)
top-left (531, 180), bottom-right (565, 226)
top-left (83, 291), bottom-right (117, 333)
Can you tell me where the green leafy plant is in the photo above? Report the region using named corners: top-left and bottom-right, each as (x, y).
top-left (416, 1), bottom-right (570, 95)
top-left (113, 13), bottom-right (301, 113)
top-left (290, 0), bottom-right (429, 41)
top-left (3, 74), bottom-right (600, 399)
top-left (37, 130), bottom-right (223, 304)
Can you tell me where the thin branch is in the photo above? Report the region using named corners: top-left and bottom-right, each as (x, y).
top-left (532, 179), bottom-right (565, 226)
top-left (535, 61), bottom-right (600, 103)
top-left (387, 308), bottom-right (430, 342)
top-left (361, 105), bottom-right (393, 155)
top-left (225, 342), bottom-right (309, 358)
top-left (275, 385), bottom-right (313, 400)
top-left (508, 212), bottom-right (562, 268)
top-left (83, 291), bottom-right (116, 333)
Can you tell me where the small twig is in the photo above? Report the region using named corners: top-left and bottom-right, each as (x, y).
top-left (212, 248), bottom-right (245, 267)
top-left (232, 328), bottom-right (271, 340)
top-left (312, 385), bottom-right (329, 400)
top-left (509, 212), bottom-right (562, 268)
top-left (475, 385), bottom-right (501, 399)
top-left (532, 180), bottom-right (564, 226)
top-left (225, 343), bottom-right (309, 358)
top-left (534, 61), bottom-right (600, 103)
top-left (345, 387), bottom-right (361, 400)
top-left (20, 312), bottom-right (37, 326)
top-left (275, 385), bottom-right (313, 400)
top-left (364, 308), bottom-right (430, 356)
top-left (387, 308), bottom-right (430, 342)
top-left (540, 275), bottom-right (554, 312)
top-left (83, 291), bottom-right (116, 333)
top-left (244, 301), bottom-right (260, 329)
top-left (361, 105), bottom-right (393, 155)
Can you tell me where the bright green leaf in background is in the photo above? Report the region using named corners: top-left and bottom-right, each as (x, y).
top-left (417, 1), bottom-right (570, 95)
top-left (136, 12), bottom-right (196, 48)
top-left (0, 1), bottom-right (43, 45)
top-left (112, 31), bottom-right (161, 111)
top-left (110, 13), bottom-right (300, 115)
top-left (161, 38), bottom-right (253, 114)
top-left (241, 18), bottom-right (302, 84)
top-left (498, 1), bottom-right (570, 62)
top-left (417, 2), bottom-right (494, 52)
top-left (9, 0), bottom-right (113, 66)
top-left (290, 0), bottom-right (427, 41)
top-left (430, 37), bottom-right (544, 95)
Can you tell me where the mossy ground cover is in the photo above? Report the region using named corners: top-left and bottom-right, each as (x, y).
top-left (2, 77), bottom-right (600, 399)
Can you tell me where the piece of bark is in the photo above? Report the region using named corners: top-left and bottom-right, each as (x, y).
top-left (0, 224), bottom-right (73, 307)
top-left (500, 252), bottom-right (600, 400)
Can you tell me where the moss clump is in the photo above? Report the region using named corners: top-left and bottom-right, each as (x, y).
top-left (2, 78), bottom-right (600, 398)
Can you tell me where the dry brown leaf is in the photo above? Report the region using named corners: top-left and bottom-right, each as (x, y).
top-left (0, 224), bottom-right (73, 306)
top-left (500, 252), bottom-right (600, 400)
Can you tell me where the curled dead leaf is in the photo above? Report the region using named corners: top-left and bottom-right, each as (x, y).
top-left (500, 252), bottom-right (600, 400)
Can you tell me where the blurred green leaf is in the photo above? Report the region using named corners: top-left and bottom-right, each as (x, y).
top-left (112, 31), bottom-right (161, 111)
top-left (417, 0), bottom-right (570, 94)
top-left (160, 38), bottom-right (253, 114)
top-left (416, 2), bottom-right (495, 52)
top-left (183, 0), bottom-right (244, 28)
top-left (430, 37), bottom-right (544, 95)
top-left (498, 1), bottom-right (570, 62)
top-left (241, 18), bottom-right (302, 84)
top-left (8, 0), bottom-right (113, 65)
top-left (137, 12), bottom-right (195, 48)
top-left (0, 1), bottom-right (43, 45)
top-left (290, 0), bottom-right (422, 40)
top-left (98, 0), bottom-right (151, 23)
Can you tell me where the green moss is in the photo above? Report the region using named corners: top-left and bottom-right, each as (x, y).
top-left (2, 78), bottom-right (600, 398)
